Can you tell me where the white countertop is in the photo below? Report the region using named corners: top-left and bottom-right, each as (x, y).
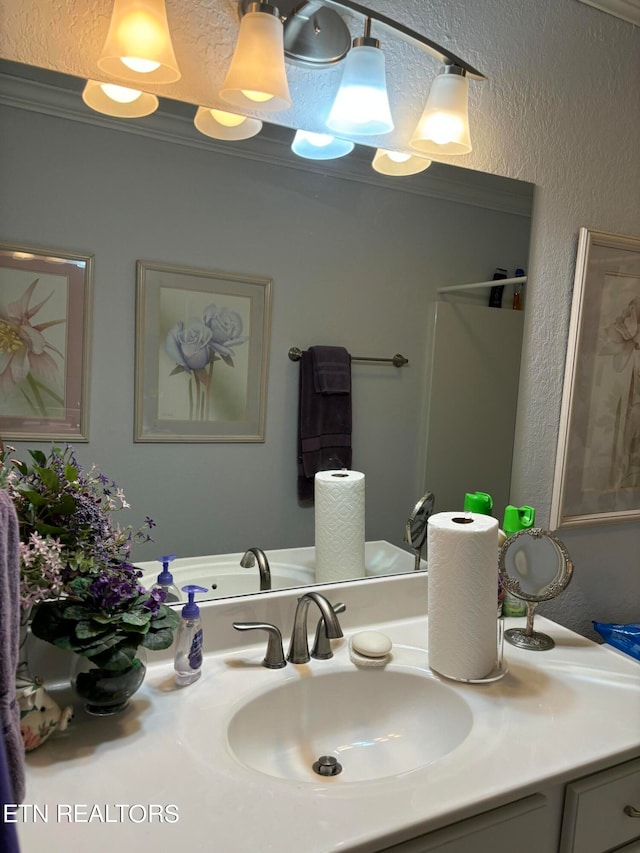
top-left (16, 573), bottom-right (640, 853)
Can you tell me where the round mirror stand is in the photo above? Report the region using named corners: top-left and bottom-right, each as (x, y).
top-left (504, 601), bottom-right (556, 651)
top-left (499, 528), bottom-right (574, 652)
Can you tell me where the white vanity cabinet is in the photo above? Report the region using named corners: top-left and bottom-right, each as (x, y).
top-left (559, 757), bottom-right (640, 853)
top-left (378, 791), bottom-right (563, 853)
top-left (379, 757), bottom-right (640, 853)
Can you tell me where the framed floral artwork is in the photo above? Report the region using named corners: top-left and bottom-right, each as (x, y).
top-left (0, 242), bottom-right (93, 441)
top-left (135, 261), bottom-right (272, 442)
top-left (551, 228), bottom-right (640, 528)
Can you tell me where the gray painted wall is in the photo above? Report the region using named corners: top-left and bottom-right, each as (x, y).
top-left (0, 102), bottom-right (530, 569)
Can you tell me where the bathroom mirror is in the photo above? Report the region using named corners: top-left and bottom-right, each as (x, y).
top-left (0, 54), bottom-right (533, 602)
top-left (499, 529), bottom-right (574, 651)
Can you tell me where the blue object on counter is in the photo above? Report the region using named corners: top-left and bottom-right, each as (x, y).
top-left (151, 554), bottom-right (180, 603)
top-left (593, 621), bottom-right (640, 661)
top-left (174, 585), bottom-right (208, 686)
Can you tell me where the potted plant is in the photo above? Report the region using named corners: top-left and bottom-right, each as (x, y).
top-left (1, 444), bottom-right (179, 718)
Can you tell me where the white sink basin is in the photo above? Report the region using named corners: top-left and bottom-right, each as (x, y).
top-left (226, 666), bottom-right (473, 783)
top-left (139, 560), bottom-right (314, 599)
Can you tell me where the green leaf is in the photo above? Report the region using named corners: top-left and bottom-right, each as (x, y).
top-left (49, 494), bottom-right (77, 516)
top-left (92, 644), bottom-right (138, 671)
top-left (222, 355), bottom-right (235, 367)
top-left (76, 620), bottom-right (108, 639)
top-left (28, 450), bottom-right (46, 466)
top-left (169, 364), bottom-right (187, 376)
top-left (122, 611), bottom-right (151, 627)
top-left (35, 465), bottom-right (60, 491)
top-left (30, 601), bottom-right (70, 643)
top-left (63, 605), bottom-right (93, 621)
top-left (142, 626), bottom-right (175, 650)
top-left (64, 463), bottom-right (79, 483)
top-left (18, 488), bottom-right (48, 507)
top-left (150, 610), bottom-right (180, 630)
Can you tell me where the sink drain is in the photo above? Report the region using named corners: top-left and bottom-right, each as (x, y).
top-left (312, 755), bottom-right (342, 777)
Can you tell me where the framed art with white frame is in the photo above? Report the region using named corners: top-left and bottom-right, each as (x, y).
top-left (135, 261), bottom-right (272, 442)
top-left (0, 241), bottom-right (93, 441)
top-left (551, 228), bottom-right (640, 528)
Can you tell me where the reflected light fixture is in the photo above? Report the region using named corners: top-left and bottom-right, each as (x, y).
top-left (220, 1), bottom-right (292, 112)
top-left (194, 107), bottom-right (263, 141)
top-left (372, 149), bottom-right (432, 176)
top-left (291, 130), bottom-right (354, 160)
top-left (97, 0), bottom-right (181, 84)
top-left (82, 80), bottom-right (159, 117)
top-left (410, 65), bottom-right (472, 156)
top-left (326, 18), bottom-right (393, 136)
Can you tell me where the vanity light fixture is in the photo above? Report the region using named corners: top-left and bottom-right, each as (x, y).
top-left (409, 65), bottom-right (472, 156)
top-left (326, 18), bottom-right (393, 136)
top-left (372, 148), bottom-right (432, 176)
top-left (194, 106), bottom-right (263, 140)
top-left (97, 0), bottom-right (181, 84)
top-left (81, 80), bottom-right (159, 117)
top-left (291, 130), bottom-right (354, 159)
top-left (219, 1), bottom-right (292, 112)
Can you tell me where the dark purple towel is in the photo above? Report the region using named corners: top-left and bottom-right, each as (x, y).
top-left (0, 490), bottom-right (25, 805)
top-left (310, 346), bottom-right (351, 394)
top-left (0, 733), bottom-right (21, 852)
top-left (297, 347), bottom-right (352, 503)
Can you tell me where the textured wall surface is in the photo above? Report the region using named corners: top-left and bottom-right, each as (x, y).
top-left (1, 0), bottom-right (639, 637)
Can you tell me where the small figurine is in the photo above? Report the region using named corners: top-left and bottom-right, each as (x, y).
top-left (18, 678), bottom-right (73, 752)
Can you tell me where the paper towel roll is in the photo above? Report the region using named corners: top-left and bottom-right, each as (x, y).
top-left (315, 470), bottom-right (365, 584)
top-left (427, 512), bottom-right (499, 681)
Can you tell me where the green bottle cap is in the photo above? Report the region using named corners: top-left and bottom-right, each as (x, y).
top-left (463, 491), bottom-right (493, 515)
top-left (502, 505), bottom-right (536, 535)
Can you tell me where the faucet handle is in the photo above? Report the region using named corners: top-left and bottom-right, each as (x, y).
top-left (311, 602), bottom-right (346, 660)
top-left (233, 622), bottom-right (286, 669)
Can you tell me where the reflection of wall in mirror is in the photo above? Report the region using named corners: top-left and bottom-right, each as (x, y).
top-left (0, 69), bottom-right (532, 588)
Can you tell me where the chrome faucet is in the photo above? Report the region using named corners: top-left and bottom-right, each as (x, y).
top-left (287, 591), bottom-right (344, 664)
top-left (240, 547), bottom-right (271, 592)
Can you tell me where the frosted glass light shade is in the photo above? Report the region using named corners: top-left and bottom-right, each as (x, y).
top-left (326, 45), bottom-right (394, 136)
top-left (97, 0), bottom-right (181, 84)
top-left (410, 70), bottom-right (471, 155)
top-left (372, 149), bottom-right (432, 176)
top-left (82, 80), bottom-right (159, 117)
top-left (220, 10), bottom-right (292, 112)
top-left (291, 130), bottom-right (354, 160)
top-left (194, 107), bottom-right (262, 141)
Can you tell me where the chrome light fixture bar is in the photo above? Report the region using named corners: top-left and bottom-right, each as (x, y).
top-left (277, 0), bottom-right (486, 79)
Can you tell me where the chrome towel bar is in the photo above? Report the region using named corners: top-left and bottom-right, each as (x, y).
top-left (288, 346), bottom-right (408, 368)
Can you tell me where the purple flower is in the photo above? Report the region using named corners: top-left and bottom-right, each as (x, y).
top-left (144, 587), bottom-right (166, 616)
top-left (89, 563), bottom-right (143, 611)
top-left (164, 318), bottom-right (213, 372)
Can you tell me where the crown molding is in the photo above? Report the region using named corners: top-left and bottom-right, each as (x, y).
top-left (576, 0), bottom-right (640, 25)
top-left (0, 68), bottom-right (533, 217)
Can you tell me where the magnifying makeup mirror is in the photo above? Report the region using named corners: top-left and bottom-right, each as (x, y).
top-left (499, 528), bottom-right (574, 651)
top-left (403, 492), bottom-right (435, 571)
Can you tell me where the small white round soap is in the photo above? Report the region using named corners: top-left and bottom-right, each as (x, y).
top-left (351, 631), bottom-right (392, 658)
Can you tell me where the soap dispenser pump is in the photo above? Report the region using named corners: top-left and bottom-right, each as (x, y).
top-left (174, 585), bottom-right (208, 686)
top-left (151, 554), bottom-right (181, 604)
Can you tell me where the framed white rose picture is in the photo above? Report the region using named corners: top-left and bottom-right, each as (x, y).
top-left (551, 228), bottom-right (640, 528)
top-left (134, 261), bottom-right (271, 442)
top-left (0, 241), bottom-right (93, 441)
